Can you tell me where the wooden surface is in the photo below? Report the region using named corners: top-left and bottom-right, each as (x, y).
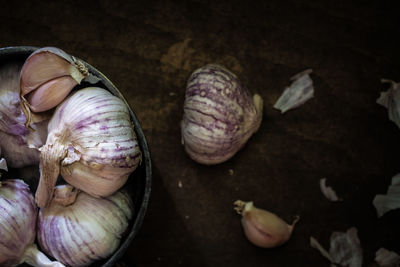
top-left (1, 1), bottom-right (400, 266)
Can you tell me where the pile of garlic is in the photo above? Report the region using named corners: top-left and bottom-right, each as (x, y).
top-left (0, 47), bottom-right (141, 266)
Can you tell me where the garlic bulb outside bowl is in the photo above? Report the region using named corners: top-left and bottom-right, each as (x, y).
top-left (0, 46), bottom-right (152, 267)
top-left (181, 64), bottom-right (263, 165)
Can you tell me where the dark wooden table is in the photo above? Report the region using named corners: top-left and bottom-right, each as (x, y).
top-left (1, 1), bottom-right (399, 266)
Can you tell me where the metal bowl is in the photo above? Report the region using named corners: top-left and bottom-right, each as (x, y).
top-left (0, 46), bottom-right (152, 266)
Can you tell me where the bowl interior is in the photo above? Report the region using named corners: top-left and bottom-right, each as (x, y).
top-left (0, 46), bottom-right (151, 267)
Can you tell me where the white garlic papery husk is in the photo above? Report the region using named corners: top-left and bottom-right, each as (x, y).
top-left (375, 247), bottom-right (400, 267)
top-left (0, 179), bottom-right (64, 267)
top-left (320, 178), bottom-right (342, 202)
top-left (377, 79), bottom-right (400, 129)
top-left (373, 173), bottom-right (400, 218)
top-left (181, 64), bottom-right (263, 165)
top-left (38, 186), bottom-right (133, 267)
top-left (0, 147), bottom-right (7, 173)
top-left (35, 87), bottom-right (141, 208)
top-left (234, 200), bottom-right (299, 248)
top-left (273, 69), bottom-right (314, 113)
top-left (0, 62), bottom-right (48, 168)
top-left (329, 227), bottom-right (363, 267)
top-left (310, 227), bottom-right (363, 267)
top-left (20, 47), bottom-right (100, 120)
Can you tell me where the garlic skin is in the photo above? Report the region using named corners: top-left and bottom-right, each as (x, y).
top-left (234, 200), bottom-right (299, 248)
top-left (38, 187), bottom-right (133, 267)
top-left (273, 69), bottom-right (314, 113)
top-left (181, 64), bottom-right (263, 165)
top-left (0, 62), bottom-right (48, 168)
top-left (0, 179), bottom-right (64, 267)
top-left (20, 47), bottom-right (98, 120)
top-left (0, 147), bottom-right (7, 173)
top-left (35, 87), bottom-right (141, 208)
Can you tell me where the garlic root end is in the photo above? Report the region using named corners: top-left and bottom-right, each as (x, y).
top-left (52, 184), bottom-right (78, 206)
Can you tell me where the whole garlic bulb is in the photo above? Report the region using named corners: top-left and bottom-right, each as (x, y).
top-left (181, 64), bottom-right (263, 165)
top-left (38, 186), bottom-right (133, 267)
top-left (0, 62), bottom-right (48, 168)
top-left (35, 87), bottom-right (141, 207)
top-left (0, 179), bottom-right (63, 267)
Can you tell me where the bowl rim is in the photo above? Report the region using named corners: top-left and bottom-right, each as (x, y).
top-left (0, 46), bottom-right (152, 267)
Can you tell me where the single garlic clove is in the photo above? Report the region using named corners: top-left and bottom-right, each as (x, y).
top-left (25, 76), bottom-right (77, 112)
top-left (20, 47), bottom-right (86, 96)
top-left (234, 200), bottom-right (299, 248)
top-left (19, 47), bottom-right (90, 126)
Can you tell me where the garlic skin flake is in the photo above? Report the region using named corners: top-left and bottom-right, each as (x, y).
top-left (330, 227), bottom-right (363, 267)
top-left (0, 147), bottom-right (7, 173)
top-left (234, 200), bottom-right (299, 248)
top-left (320, 178), bottom-right (342, 202)
top-left (38, 188), bottom-right (133, 267)
top-left (311, 227), bottom-right (363, 267)
top-left (375, 248), bottom-right (400, 267)
top-left (377, 79), bottom-right (400, 129)
top-left (35, 87), bottom-right (141, 208)
top-left (274, 69), bottom-right (314, 113)
top-left (373, 173), bottom-right (400, 217)
top-left (181, 64), bottom-right (263, 165)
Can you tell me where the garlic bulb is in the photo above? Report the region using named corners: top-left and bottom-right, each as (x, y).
top-left (181, 64), bottom-right (263, 165)
top-left (0, 179), bottom-right (64, 267)
top-left (35, 87), bottom-right (141, 207)
top-left (38, 186), bottom-right (133, 266)
top-left (234, 200), bottom-right (299, 248)
top-left (20, 47), bottom-right (89, 114)
top-left (0, 62), bottom-right (48, 168)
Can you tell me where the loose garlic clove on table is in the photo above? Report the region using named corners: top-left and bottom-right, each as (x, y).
top-left (234, 200), bottom-right (299, 248)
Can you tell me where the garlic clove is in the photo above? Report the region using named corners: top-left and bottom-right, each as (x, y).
top-left (25, 76), bottom-right (77, 112)
top-left (20, 47), bottom-right (89, 124)
top-left (20, 47), bottom-right (86, 96)
top-left (234, 200), bottom-right (299, 248)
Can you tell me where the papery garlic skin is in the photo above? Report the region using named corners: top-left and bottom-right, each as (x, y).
top-left (35, 87), bottom-right (141, 207)
top-left (0, 179), bottom-right (36, 266)
top-left (38, 189), bottom-right (133, 267)
top-left (181, 64), bottom-right (263, 165)
top-left (0, 62), bottom-right (48, 168)
top-left (234, 200), bottom-right (299, 248)
top-left (273, 69), bottom-right (314, 113)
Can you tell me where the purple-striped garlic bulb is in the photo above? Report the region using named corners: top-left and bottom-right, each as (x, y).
top-left (0, 179), bottom-right (64, 267)
top-left (181, 64), bottom-right (263, 165)
top-left (0, 62), bottom-right (48, 168)
top-left (38, 185), bottom-right (133, 267)
top-left (35, 87), bottom-right (141, 208)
